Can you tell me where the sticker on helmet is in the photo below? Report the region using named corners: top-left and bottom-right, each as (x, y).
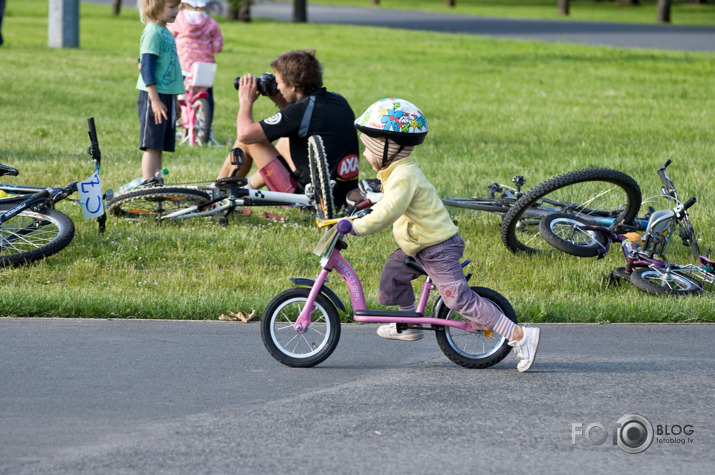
top-left (264, 112), bottom-right (282, 125)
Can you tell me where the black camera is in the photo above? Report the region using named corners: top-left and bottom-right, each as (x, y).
top-left (234, 72), bottom-right (278, 97)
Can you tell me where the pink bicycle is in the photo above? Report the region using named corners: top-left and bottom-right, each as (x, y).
top-left (261, 217), bottom-right (518, 368)
top-left (177, 62), bottom-right (219, 147)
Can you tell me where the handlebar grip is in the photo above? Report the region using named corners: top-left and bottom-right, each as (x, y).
top-left (658, 159), bottom-right (672, 171)
top-left (683, 197), bottom-right (696, 210)
top-left (336, 219), bottom-right (353, 235)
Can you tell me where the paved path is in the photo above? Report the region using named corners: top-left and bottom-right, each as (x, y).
top-left (85, 0), bottom-right (715, 52)
top-left (251, 1), bottom-right (715, 52)
top-left (1, 318), bottom-right (713, 473)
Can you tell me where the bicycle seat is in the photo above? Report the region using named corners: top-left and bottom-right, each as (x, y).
top-left (0, 164), bottom-right (19, 177)
top-left (403, 257), bottom-right (427, 276)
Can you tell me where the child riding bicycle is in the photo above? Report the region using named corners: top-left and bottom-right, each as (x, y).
top-left (344, 98), bottom-right (541, 372)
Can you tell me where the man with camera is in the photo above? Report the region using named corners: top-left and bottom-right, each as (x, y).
top-left (217, 49), bottom-right (359, 208)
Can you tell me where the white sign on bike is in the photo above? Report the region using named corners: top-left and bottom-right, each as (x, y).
top-left (78, 171), bottom-right (104, 219)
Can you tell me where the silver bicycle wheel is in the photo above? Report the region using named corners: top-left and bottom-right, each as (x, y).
top-left (109, 187), bottom-right (212, 220)
top-left (0, 205), bottom-right (75, 267)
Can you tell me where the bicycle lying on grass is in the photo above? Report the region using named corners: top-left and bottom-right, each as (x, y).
top-left (537, 160), bottom-right (700, 260)
top-left (443, 167), bottom-right (643, 254)
top-left (0, 118), bottom-right (106, 267)
top-left (444, 160), bottom-right (700, 258)
top-left (260, 215), bottom-right (518, 368)
top-left (108, 135), bottom-right (337, 224)
top-left (539, 200), bottom-right (714, 296)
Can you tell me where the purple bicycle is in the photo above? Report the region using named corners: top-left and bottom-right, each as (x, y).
top-left (260, 217), bottom-right (518, 368)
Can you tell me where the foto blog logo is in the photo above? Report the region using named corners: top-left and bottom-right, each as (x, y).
top-left (571, 413), bottom-right (695, 454)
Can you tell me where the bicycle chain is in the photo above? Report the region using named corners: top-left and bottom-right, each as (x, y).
top-left (159, 180), bottom-right (215, 186)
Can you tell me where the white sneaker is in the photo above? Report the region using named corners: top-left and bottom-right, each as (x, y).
top-left (376, 323), bottom-right (423, 341)
top-left (509, 325), bottom-right (541, 372)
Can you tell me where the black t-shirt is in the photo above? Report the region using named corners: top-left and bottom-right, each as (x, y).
top-left (260, 88), bottom-right (359, 207)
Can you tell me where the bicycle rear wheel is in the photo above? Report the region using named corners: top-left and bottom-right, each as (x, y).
top-left (629, 268), bottom-right (703, 296)
top-left (308, 135), bottom-right (336, 219)
top-left (434, 286), bottom-right (516, 369)
top-left (0, 205), bottom-right (75, 267)
top-left (501, 168), bottom-right (642, 254)
top-left (194, 97), bottom-right (211, 145)
top-left (109, 187), bottom-right (212, 220)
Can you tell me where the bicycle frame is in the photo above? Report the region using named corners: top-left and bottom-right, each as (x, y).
top-left (0, 118), bottom-right (106, 233)
top-left (156, 186), bottom-right (316, 220)
top-left (292, 228), bottom-right (475, 334)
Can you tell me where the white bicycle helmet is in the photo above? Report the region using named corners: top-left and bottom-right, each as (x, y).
top-left (354, 98), bottom-right (428, 146)
top-left (355, 98), bottom-right (428, 169)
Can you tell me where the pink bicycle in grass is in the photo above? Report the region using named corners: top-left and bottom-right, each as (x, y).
top-left (260, 216), bottom-right (518, 368)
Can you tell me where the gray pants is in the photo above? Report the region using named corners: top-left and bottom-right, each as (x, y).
top-left (378, 234), bottom-right (502, 329)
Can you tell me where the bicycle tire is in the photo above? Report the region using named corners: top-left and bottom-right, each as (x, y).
top-left (0, 205), bottom-right (75, 267)
top-left (108, 187), bottom-right (212, 220)
top-left (442, 197), bottom-right (516, 215)
top-left (434, 286), bottom-right (516, 369)
top-left (261, 288), bottom-right (341, 368)
top-left (539, 212), bottom-right (610, 258)
top-left (629, 268), bottom-right (703, 296)
top-left (194, 97), bottom-right (211, 145)
top-left (501, 168), bottom-right (642, 254)
top-left (308, 135), bottom-right (336, 219)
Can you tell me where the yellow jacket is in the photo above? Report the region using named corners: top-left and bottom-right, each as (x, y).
top-left (352, 157), bottom-right (458, 257)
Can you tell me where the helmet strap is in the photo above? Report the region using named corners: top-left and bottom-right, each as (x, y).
top-left (380, 139), bottom-right (405, 170)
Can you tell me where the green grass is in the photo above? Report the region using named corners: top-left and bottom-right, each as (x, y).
top-left (0, 0), bottom-right (714, 322)
top-left (311, 0), bottom-right (715, 26)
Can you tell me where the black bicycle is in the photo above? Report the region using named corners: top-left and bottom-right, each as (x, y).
top-left (443, 168), bottom-right (643, 254)
top-left (0, 118), bottom-right (106, 267)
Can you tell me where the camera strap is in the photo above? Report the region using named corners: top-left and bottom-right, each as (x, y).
top-left (298, 95), bottom-right (316, 138)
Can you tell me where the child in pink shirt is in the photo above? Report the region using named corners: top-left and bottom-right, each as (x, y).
top-left (168, 0), bottom-right (224, 133)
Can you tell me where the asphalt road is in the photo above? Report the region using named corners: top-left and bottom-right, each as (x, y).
top-left (251, 1), bottom-right (715, 52)
top-left (84, 0), bottom-right (715, 52)
top-left (1, 318), bottom-right (713, 473)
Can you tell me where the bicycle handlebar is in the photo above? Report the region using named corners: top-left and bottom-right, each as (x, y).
top-left (86, 117), bottom-right (101, 165)
top-left (683, 197), bottom-right (696, 211)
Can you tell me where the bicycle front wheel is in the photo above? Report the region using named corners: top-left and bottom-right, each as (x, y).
top-left (501, 168), bottom-right (642, 254)
top-left (0, 205), bottom-right (75, 267)
top-left (629, 268), bottom-right (703, 296)
top-left (308, 135), bottom-right (336, 219)
top-left (109, 187), bottom-right (212, 220)
top-left (261, 288), bottom-right (341, 368)
top-left (434, 286), bottom-right (516, 369)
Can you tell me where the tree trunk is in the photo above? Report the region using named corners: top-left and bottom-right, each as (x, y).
top-left (112, 0), bottom-right (121, 16)
top-left (445, 0), bottom-right (456, 7)
top-left (656, 0), bottom-right (672, 22)
top-left (294, 0), bottom-right (307, 23)
top-left (619, 0), bottom-right (640, 5)
top-left (558, 0), bottom-right (570, 15)
top-left (371, 0), bottom-right (379, 5)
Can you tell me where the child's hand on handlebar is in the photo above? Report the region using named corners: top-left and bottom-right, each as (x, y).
top-left (337, 219), bottom-right (355, 235)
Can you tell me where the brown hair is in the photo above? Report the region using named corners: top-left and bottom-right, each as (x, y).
top-left (270, 50), bottom-right (323, 95)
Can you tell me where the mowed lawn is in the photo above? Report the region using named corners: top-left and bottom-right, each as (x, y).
top-left (0, 0), bottom-right (713, 322)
